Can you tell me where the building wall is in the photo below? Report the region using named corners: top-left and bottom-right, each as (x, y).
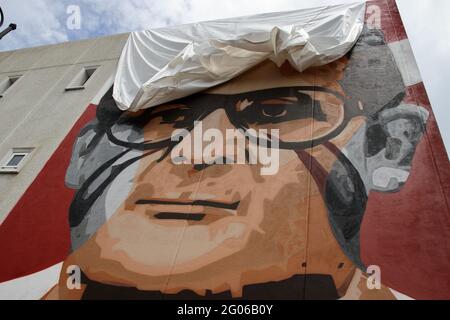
top-left (0, 0), bottom-right (448, 300)
top-left (0, 33), bottom-right (129, 223)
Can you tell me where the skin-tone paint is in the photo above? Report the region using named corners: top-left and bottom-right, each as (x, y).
top-left (45, 59), bottom-right (393, 299)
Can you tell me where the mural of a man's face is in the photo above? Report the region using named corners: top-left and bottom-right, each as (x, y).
top-left (64, 28), bottom-right (429, 298)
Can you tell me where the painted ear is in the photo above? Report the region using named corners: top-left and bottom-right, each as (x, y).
top-left (364, 104), bottom-right (429, 192)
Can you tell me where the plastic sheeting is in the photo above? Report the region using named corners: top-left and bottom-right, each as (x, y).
top-left (113, 2), bottom-right (366, 111)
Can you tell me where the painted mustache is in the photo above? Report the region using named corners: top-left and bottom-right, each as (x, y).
top-left (135, 199), bottom-right (241, 221)
top-left (135, 199), bottom-right (240, 210)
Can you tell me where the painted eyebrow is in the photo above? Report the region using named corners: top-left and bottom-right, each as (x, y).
top-left (152, 104), bottom-right (190, 116)
top-left (238, 86), bottom-right (345, 104)
top-left (238, 86), bottom-right (344, 111)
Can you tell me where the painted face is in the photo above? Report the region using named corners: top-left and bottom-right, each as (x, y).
top-left (65, 55), bottom-right (428, 297)
top-left (66, 59), bottom-right (359, 294)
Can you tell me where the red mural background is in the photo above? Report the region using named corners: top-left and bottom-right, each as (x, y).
top-left (0, 105), bottom-right (96, 283)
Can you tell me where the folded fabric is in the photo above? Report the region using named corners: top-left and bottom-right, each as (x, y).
top-left (113, 2), bottom-right (366, 111)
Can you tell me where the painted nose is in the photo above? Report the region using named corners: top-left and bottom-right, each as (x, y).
top-left (201, 108), bottom-right (236, 132)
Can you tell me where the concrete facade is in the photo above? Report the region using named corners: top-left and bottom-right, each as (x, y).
top-left (0, 33), bottom-right (129, 223)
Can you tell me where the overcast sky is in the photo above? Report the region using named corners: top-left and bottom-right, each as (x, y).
top-left (0, 0), bottom-right (448, 154)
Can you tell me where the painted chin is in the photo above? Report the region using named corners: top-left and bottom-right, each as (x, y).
top-left (100, 208), bottom-right (253, 276)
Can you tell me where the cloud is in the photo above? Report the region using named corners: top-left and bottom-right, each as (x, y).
top-left (0, 0), bottom-right (68, 51)
top-left (0, 0), bottom-right (360, 50)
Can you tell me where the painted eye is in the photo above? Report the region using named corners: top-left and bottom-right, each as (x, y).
top-left (261, 105), bottom-right (288, 118)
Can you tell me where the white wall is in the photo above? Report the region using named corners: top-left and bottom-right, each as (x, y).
top-left (0, 33), bottom-right (129, 223)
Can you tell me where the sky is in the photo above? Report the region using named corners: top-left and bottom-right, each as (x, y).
top-left (0, 0), bottom-right (449, 153)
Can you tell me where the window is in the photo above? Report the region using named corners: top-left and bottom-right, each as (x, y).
top-left (65, 66), bottom-right (98, 91)
top-left (0, 75), bottom-right (22, 97)
top-left (0, 148), bottom-right (34, 173)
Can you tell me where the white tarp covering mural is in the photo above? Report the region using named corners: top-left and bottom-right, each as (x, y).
top-left (113, 2), bottom-right (366, 111)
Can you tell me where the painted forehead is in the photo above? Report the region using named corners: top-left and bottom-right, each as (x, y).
top-left (205, 59), bottom-right (347, 96)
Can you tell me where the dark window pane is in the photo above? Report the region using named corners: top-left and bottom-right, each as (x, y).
top-left (6, 154), bottom-right (25, 167)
